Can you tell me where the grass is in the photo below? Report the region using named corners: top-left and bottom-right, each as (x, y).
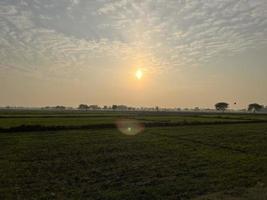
top-left (0, 111), bottom-right (267, 199)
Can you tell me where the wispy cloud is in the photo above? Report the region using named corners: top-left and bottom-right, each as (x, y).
top-left (1, 0), bottom-right (267, 77)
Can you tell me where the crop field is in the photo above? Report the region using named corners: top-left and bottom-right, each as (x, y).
top-left (1, 110), bottom-right (267, 199)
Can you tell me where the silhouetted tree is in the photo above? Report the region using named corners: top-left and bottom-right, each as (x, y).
top-left (117, 105), bottom-right (127, 110)
top-left (248, 103), bottom-right (263, 112)
top-left (78, 104), bottom-right (89, 110)
top-left (215, 102), bottom-right (229, 112)
top-left (194, 107), bottom-right (200, 111)
top-left (112, 105), bottom-right (118, 110)
top-left (88, 105), bottom-right (100, 110)
top-left (55, 106), bottom-right (66, 110)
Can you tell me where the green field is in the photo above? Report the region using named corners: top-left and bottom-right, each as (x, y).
top-left (1, 110), bottom-right (267, 199)
top-left (1, 110), bottom-right (266, 130)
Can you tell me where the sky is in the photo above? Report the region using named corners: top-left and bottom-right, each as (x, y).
top-left (1, 0), bottom-right (267, 108)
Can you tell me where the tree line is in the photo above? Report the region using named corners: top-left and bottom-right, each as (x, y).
top-left (35, 103), bottom-right (266, 112)
top-left (215, 102), bottom-right (265, 112)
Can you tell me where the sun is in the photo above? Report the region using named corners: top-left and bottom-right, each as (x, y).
top-left (135, 69), bottom-right (143, 80)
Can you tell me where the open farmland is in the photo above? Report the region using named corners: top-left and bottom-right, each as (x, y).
top-left (1, 110), bottom-right (267, 199)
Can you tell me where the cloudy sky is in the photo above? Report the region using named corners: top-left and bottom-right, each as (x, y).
top-left (1, 0), bottom-right (267, 108)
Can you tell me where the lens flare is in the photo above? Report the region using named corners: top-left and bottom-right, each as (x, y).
top-left (116, 119), bottom-right (144, 136)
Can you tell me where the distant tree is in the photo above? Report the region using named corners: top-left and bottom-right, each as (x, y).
top-left (248, 103), bottom-right (263, 112)
top-left (103, 105), bottom-right (108, 110)
top-left (112, 105), bottom-right (118, 110)
top-left (88, 105), bottom-right (100, 110)
top-left (215, 102), bottom-right (229, 112)
top-left (117, 105), bottom-right (128, 110)
top-left (78, 104), bottom-right (89, 110)
top-left (127, 107), bottom-right (134, 111)
top-left (194, 107), bottom-right (200, 111)
top-left (55, 106), bottom-right (66, 110)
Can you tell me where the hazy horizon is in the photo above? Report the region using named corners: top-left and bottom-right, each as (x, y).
top-left (1, 0), bottom-right (267, 109)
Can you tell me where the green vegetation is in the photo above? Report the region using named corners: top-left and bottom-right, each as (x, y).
top-left (0, 110), bottom-right (267, 199)
top-left (1, 110), bottom-right (267, 130)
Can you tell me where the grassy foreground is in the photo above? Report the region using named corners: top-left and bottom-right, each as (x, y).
top-left (1, 112), bottom-right (267, 199)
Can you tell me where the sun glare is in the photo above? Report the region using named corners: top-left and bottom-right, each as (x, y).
top-left (135, 69), bottom-right (143, 80)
